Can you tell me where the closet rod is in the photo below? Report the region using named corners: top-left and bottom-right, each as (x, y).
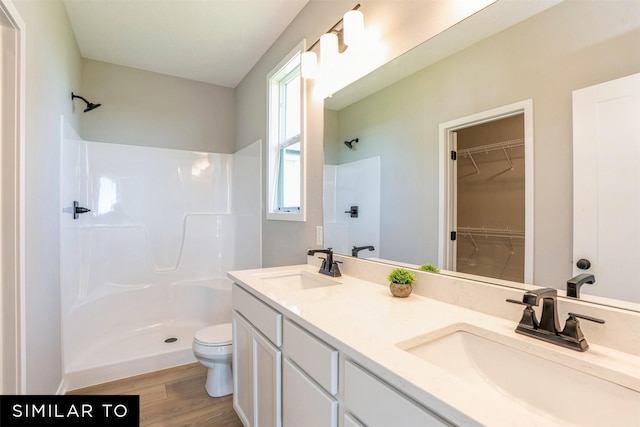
top-left (459, 138), bottom-right (524, 156)
top-left (458, 226), bottom-right (525, 239)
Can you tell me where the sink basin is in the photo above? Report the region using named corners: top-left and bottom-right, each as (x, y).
top-left (397, 324), bottom-right (640, 426)
top-left (253, 270), bottom-right (341, 290)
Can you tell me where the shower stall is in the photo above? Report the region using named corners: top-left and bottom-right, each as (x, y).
top-left (323, 157), bottom-right (381, 259)
top-left (60, 119), bottom-right (261, 391)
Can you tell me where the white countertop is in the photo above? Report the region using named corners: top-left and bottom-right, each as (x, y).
top-left (229, 264), bottom-right (640, 427)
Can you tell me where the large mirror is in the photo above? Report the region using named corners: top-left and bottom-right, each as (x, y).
top-left (323, 0), bottom-right (640, 310)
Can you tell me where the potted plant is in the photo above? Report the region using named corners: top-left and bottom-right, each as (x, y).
top-left (419, 263), bottom-right (440, 273)
top-left (388, 268), bottom-right (416, 298)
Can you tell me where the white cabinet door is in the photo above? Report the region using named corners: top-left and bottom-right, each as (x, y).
top-left (253, 328), bottom-right (282, 427)
top-left (282, 359), bottom-right (337, 427)
top-left (233, 308), bottom-right (283, 427)
top-left (233, 312), bottom-right (255, 427)
top-left (573, 73), bottom-right (640, 303)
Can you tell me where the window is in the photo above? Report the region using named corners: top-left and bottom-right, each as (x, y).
top-left (267, 42), bottom-right (305, 221)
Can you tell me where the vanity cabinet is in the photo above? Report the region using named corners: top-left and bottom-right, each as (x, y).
top-left (232, 283), bottom-right (450, 427)
top-left (283, 359), bottom-right (337, 427)
top-left (232, 285), bottom-right (283, 427)
top-left (343, 361), bottom-right (451, 427)
top-left (282, 319), bottom-right (338, 427)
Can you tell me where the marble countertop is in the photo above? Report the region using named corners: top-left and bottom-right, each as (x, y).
top-left (228, 264), bottom-right (640, 426)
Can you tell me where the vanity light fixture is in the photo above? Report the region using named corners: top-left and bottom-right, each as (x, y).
top-left (301, 4), bottom-right (363, 79)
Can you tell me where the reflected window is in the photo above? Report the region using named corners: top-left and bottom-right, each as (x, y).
top-left (97, 177), bottom-right (117, 214)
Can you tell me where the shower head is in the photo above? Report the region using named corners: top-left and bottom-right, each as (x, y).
top-left (344, 138), bottom-right (359, 149)
top-left (71, 92), bottom-right (101, 113)
top-left (84, 102), bottom-right (101, 112)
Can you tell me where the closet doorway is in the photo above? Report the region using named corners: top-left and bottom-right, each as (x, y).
top-left (439, 100), bottom-right (534, 283)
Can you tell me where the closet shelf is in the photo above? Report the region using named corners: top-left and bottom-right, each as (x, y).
top-left (459, 138), bottom-right (524, 156)
top-left (458, 138), bottom-right (524, 174)
top-left (458, 226), bottom-right (525, 254)
top-left (458, 226), bottom-right (525, 238)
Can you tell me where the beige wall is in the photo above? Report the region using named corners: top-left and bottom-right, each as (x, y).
top-left (327, 1), bottom-right (640, 287)
top-left (13, 0), bottom-right (82, 393)
top-left (81, 59), bottom-right (235, 153)
top-left (235, 2), bottom-right (350, 267)
top-left (235, 0), bottom-right (489, 267)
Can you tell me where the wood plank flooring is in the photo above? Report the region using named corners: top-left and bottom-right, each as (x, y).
top-left (68, 363), bottom-right (243, 427)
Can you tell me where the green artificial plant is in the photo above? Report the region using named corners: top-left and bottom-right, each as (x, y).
top-left (419, 263), bottom-right (440, 273)
top-left (387, 268), bottom-right (417, 285)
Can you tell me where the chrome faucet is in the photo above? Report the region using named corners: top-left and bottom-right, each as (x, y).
top-left (307, 248), bottom-right (342, 277)
top-left (507, 287), bottom-right (604, 351)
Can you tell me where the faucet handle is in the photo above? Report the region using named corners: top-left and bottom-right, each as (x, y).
top-left (506, 299), bottom-right (539, 330)
top-left (567, 312), bottom-right (605, 324)
top-left (329, 260), bottom-right (342, 277)
top-left (317, 256), bottom-right (327, 270)
top-left (560, 312), bottom-right (605, 348)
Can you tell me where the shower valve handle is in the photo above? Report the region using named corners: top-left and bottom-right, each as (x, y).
top-left (344, 206), bottom-right (359, 218)
top-left (73, 201), bottom-right (91, 220)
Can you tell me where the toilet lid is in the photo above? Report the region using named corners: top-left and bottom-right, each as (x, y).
top-left (195, 323), bottom-right (232, 346)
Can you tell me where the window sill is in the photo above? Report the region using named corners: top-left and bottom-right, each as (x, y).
top-left (266, 210), bottom-right (305, 222)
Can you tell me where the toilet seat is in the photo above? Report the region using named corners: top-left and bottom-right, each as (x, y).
top-left (194, 323), bottom-right (232, 346)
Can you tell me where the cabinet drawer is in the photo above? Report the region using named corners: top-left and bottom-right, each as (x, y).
top-left (283, 358), bottom-right (337, 427)
top-left (233, 284), bottom-right (282, 346)
top-left (344, 361), bottom-right (450, 427)
top-left (283, 319), bottom-right (338, 394)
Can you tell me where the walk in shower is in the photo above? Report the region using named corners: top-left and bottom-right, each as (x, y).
top-left (60, 120), bottom-right (261, 390)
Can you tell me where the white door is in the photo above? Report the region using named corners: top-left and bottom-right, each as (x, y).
top-left (572, 73), bottom-right (640, 303)
top-left (0, 0), bottom-right (24, 395)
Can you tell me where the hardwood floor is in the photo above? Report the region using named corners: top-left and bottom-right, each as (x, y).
top-left (68, 363), bottom-right (243, 427)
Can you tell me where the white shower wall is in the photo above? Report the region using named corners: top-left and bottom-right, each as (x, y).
top-left (323, 157), bottom-right (381, 258)
top-left (60, 119), bottom-right (261, 381)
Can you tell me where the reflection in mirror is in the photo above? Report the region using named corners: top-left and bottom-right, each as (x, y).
top-left (452, 114), bottom-right (525, 282)
top-left (323, 1), bottom-right (640, 310)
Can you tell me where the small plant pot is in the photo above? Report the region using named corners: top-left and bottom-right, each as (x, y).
top-left (390, 283), bottom-right (412, 298)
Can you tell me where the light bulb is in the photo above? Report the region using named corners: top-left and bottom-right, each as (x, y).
top-left (320, 33), bottom-right (339, 69)
top-left (343, 10), bottom-right (364, 46)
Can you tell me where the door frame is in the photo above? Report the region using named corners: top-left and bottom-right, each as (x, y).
top-left (438, 99), bottom-right (534, 283)
top-left (0, 0), bottom-right (26, 394)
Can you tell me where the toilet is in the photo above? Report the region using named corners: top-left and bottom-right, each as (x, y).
top-left (192, 323), bottom-right (233, 397)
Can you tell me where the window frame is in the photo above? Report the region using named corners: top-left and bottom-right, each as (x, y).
top-left (266, 41), bottom-right (306, 221)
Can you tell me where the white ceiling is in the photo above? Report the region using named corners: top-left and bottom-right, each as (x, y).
top-left (63, 0), bottom-right (309, 88)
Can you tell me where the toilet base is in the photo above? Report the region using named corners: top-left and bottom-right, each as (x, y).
top-left (205, 362), bottom-right (233, 397)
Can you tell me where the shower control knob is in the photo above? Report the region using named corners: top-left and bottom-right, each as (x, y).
top-left (344, 206), bottom-right (359, 218)
top-left (576, 258), bottom-right (591, 270)
top-left (73, 201), bottom-right (91, 220)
